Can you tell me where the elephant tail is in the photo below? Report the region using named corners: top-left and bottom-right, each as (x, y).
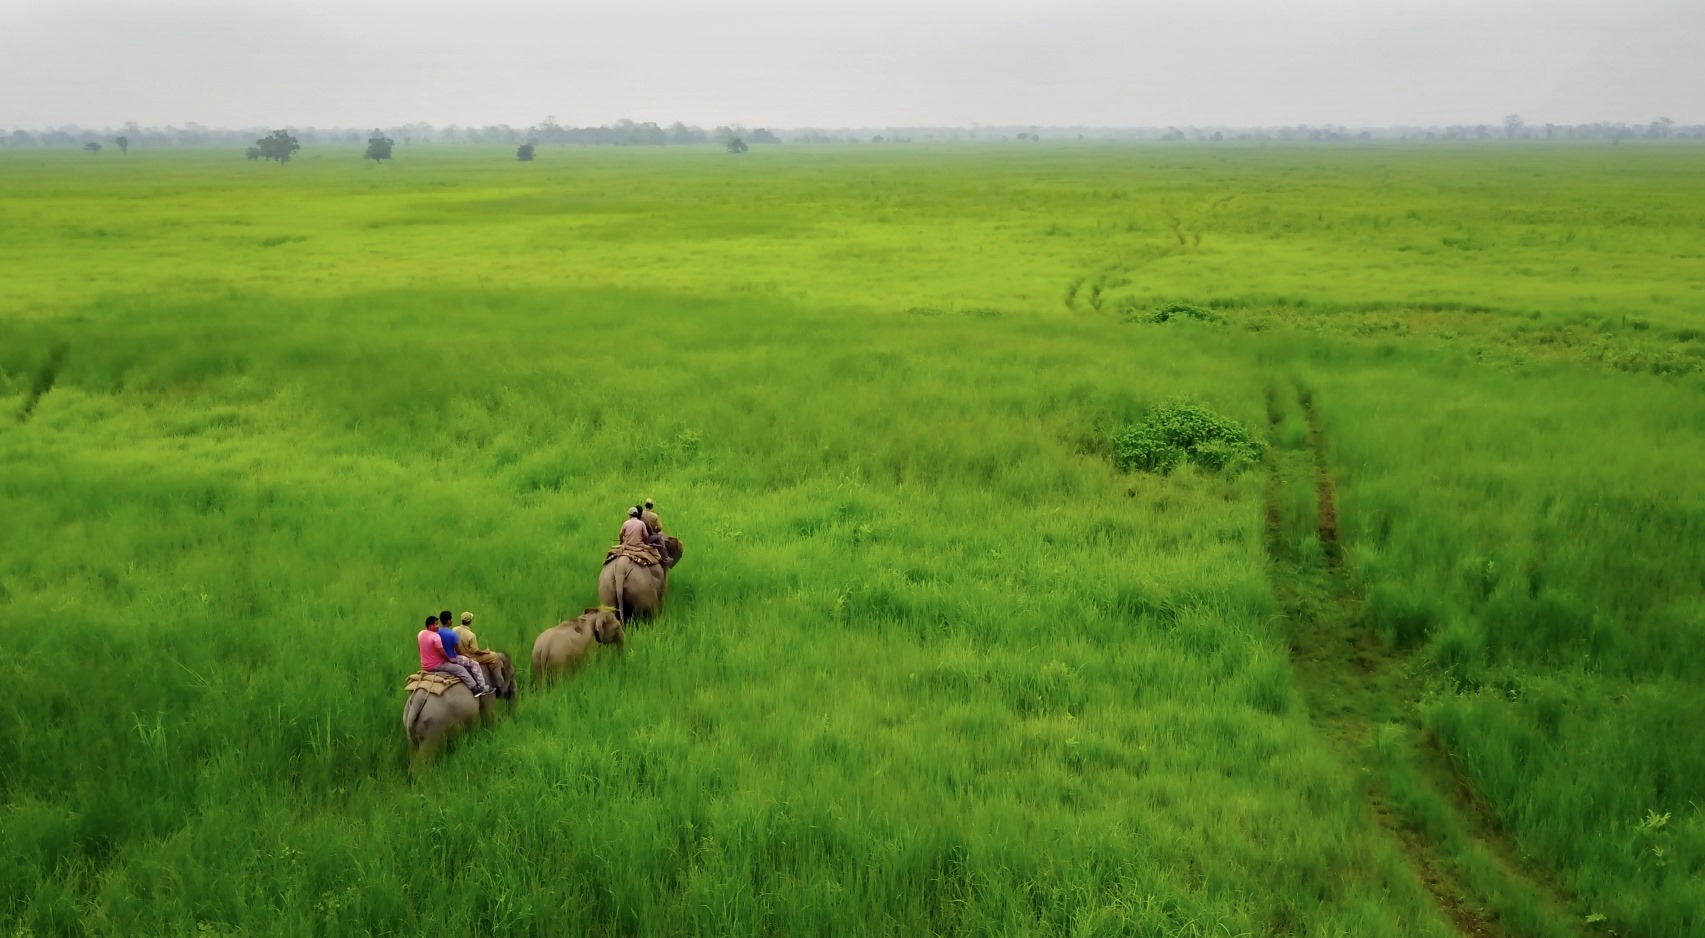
top-left (614, 559), bottom-right (632, 621)
top-left (403, 689), bottom-right (428, 745)
top-left (531, 644), bottom-right (547, 687)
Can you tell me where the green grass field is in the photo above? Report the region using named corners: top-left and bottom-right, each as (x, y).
top-left (2, 143), bottom-right (1701, 937)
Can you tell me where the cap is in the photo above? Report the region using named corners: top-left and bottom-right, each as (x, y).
top-left (460, 612), bottom-right (474, 625)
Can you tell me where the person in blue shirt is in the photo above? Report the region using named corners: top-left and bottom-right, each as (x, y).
top-left (438, 608), bottom-right (489, 696)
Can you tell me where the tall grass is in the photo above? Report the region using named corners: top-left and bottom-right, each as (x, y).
top-left (2, 143), bottom-right (1700, 934)
top-left (1301, 345), bottom-right (1705, 935)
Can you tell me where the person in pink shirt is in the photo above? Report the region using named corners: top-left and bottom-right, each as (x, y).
top-left (417, 615), bottom-right (483, 695)
top-left (619, 506), bottom-right (650, 548)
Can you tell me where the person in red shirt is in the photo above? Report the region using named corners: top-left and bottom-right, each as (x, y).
top-left (417, 615), bottom-right (483, 695)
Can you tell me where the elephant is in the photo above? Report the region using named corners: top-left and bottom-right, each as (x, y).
top-left (660, 535), bottom-right (684, 571)
top-left (600, 554), bottom-right (668, 620)
top-left (403, 681), bottom-right (481, 759)
top-left (471, 650), bottom-right (518, 714)
top-left (531, 608), bottom-right (626, 684)
top-left (402, 651), bottom-right (518, 760)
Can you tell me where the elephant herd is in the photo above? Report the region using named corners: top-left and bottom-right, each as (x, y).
top-left (402, 531), bottom-right (684, 760)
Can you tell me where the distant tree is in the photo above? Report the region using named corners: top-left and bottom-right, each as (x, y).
top-left (245, 146), bottom-right (262, 160)
top-left (364, 131), bottom-right (394, 162)
top-left (115, 135), bottom-right (129, 155)
top-left (1503, 114), bottom-right (1524, 139)
top-left (747, 128), bottom-right (780, 144)
top-left (726, 137), bottom-right (748, 154)
top-left (83, 141), bottom-right (102, 153)
top-left (1016, 132), bottom-right (1029, 141)
top-left (516, 142), bottom-right (535, 161)
top-left (667, 121), bottom-right (708, 145)
top-left (255, 129), bottom-right (300, 162)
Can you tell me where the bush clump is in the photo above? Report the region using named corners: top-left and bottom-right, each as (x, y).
top-left (1119, 300), bottom-right (1222, 324)
top-left (1144, 302), bottom-right (1221, 324)
top-left (1112, 399), bottom-right (1264, 475)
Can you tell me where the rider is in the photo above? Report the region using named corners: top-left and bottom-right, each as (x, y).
top-left (437, 609), bottom-right (490, 695)
top-left (454, 611), bottom-right (480, 653)
top-left (640, 498), bottom-right (669, 552)
top-left (619, 506), bottom-right (650, 549)
top-left (418, 615), bottom-right (483, 695)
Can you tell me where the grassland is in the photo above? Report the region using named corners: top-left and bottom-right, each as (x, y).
top-left (1, 142), bottom-right (1701, 937)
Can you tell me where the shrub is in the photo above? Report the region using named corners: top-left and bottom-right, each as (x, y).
top-left (1145, 302), bottom-right (1221, 324)
top-left (1116, 300), bottom-right (1223, 324)
top-left (1111, 399), bottom-right (1263, 475)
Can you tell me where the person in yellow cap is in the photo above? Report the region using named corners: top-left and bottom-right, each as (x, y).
top-left (639, 497), bottom-right (678, 567)
top-left (454, 611), bottom-right (481, 653)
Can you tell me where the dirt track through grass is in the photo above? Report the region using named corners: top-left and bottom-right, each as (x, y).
top-left (13, 342), bottom-right (63, 425)
top-left (1266, 381), bottom-right (1584, 938)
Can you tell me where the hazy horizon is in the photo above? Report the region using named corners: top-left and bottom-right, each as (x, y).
top-left (3, 0), bottom-right (1701, 130)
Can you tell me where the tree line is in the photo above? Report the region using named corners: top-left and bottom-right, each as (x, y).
top-left (238, 128), bottom-right (757, 163)
top-left (0, 119), bottom-right (789, 150)
top-left (1156, 117), bottom-right (1699, 143)
top-left (8, 117), bottom-right (1704, 151)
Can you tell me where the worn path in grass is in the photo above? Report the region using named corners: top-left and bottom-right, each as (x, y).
top-left (1265, 381), bottom-right (1585, 938)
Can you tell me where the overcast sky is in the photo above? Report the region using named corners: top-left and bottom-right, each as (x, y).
top-left (2, 0), bottom-right (1700, 129)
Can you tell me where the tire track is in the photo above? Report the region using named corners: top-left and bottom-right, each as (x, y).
top-left (14, 343), bottom-right (66, 425)
top-left (1064, 191), bottom-right (1235, 312)
top-left (1265, 381), bottom-right (1583, 938)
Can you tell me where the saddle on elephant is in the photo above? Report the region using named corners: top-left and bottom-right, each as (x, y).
top-left (605, 542), bottom-right (663, 567)
top-left (404, 671), bottom-right (463, 696)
